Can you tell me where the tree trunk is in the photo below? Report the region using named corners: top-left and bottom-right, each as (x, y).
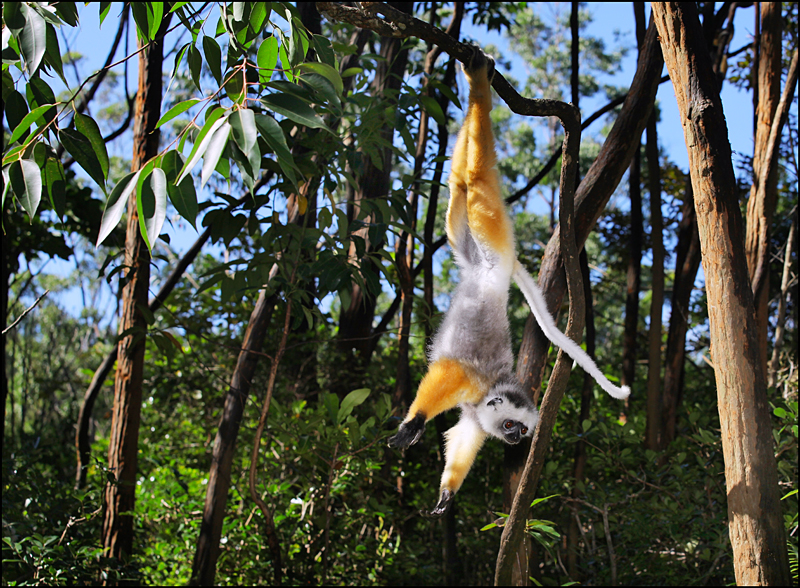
top-left (652, 3), bottom-right (790, 583)
top-left (622, 148), bottom-right (642, 393)
top-left (661, 178), bottom-right (701, 446)
top-left (745, 2), bottom-right (782, 374)
top-left (567, 249), bottom-right (595, 581)
top-left (101, 16), bottom-right (170, 564)
top-left (643, 111), bottom-right (664, 450)
top-left (190, 289), bottom-right (278, 585)
top-left (515, 18), bottom-right (663, 397)
top-left (337, 2), bottom-right (412, 376)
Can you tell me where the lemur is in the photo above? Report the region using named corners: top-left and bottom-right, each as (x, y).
top-left (389, 46), bottom-right (629, 517)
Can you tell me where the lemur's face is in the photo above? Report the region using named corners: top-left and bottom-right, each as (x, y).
top-left (484, 396), bottom-right (535, 444)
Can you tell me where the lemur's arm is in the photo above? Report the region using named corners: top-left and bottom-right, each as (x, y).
top-left (387, 359), bottom-right (488, 449)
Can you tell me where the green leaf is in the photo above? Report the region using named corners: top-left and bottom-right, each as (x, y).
top-left (130, 2), bottom-right (149, 42)
top-left (278, 40), bottom-right (293, 82)
top-left (74, 113), bottom-right (109, 180)
top-left (26, 77), bottom-right (57, 126)
top-left (97, 171), bottom-right (139, 246)
top-left (148, 2), bottom-right (164, 42)
top-left (59, 128), bottom-right (106, 192)
top-left (254, 113), bottom-right (297, 184)
top-left (161, 150), bottom-right (198, 227)
top-left (202, 36), bottom-right (222, 86)
top-left (229, 108), bottom-right (256, 154)
top-left (420, 96), bottom-right (446, 127)
top-left (311, 34), bottom-right (335, 68)
top-left (200, 121), bottom-right (230, 188)
top-left (256, 36), bottom-right (279, 85)
top-left (261, 93), bottom-right (326, 129)
top-left (298, 62), bottom-right (343, 96)
top-left (98, 2), bottom-right (112, 26)
top-left (288, 17), bottom-right (309, 66)
top-left (337, 388), bottom-right (371, 424)
top-left (9, 159), bottom-right (42, 221)
top-left (18, 3), bottom-right (47, 75)
top-left (187, 44), bottom-right (201, 91)
top-left (43, 157), bottom-right (66, 219)
top-left (8, 104), bottom-right (52, 145)
top-left (43, 23), bottom-right (68, 86)
top-left (156, 98), bottom-right (201, 129)
top-left (176, 107), bottom-right (227, 184)
top-left (137, 167), bottom-right (167, 253)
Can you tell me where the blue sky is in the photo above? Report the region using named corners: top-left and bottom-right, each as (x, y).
top-left (20, 2), bottom-right (795, 322)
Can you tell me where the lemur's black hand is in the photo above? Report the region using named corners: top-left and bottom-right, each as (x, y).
top-left (463, 43), bottom-right (495, 81)
top-left (387, 414), bottom-right (425, 449)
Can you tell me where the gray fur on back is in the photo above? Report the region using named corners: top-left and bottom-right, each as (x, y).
top-left (429, 232), bottom-right (515, 380)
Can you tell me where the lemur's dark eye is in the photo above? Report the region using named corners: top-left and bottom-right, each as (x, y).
top-left (521, 427), bottom-right (528, 435)
top-left (504, 420), bottom-right (514, 430)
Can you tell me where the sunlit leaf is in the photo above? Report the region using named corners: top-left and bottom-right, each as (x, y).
top-left (8, 104), bottom-right (53, 145)
top-left (229, 108), bottom-right (256, 154)
top-left (176, 108), bottom-right (228, 184)
top-left (97, 171), bottom-right (139, 246)
top-left (256, 36), bottom-right (279, 85)
top-left (156, 98), bottom-right (201, 129)
top-left (137, 167), bottom-right (167, 252)
top-left (18, 4), bottom-right (47, 75)
top-left (200, 121), bottom-right (230, 188)
top-left (298, 62), bottom-right (343, 96)
top-left (9, 159), bottom-right (42, 221)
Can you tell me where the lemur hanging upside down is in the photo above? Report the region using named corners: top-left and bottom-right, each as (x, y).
top-left (388, 46), bottom-right (629, 517)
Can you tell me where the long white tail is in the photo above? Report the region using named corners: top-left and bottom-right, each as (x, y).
top-left (512, 261), bottom-right (630, 400)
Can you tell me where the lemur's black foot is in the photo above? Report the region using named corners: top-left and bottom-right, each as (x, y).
top-left (463, 43), bottom-right (495, 82)
top-left (387, 413), bottom-right (425, 449)
top-left (425, 489), bottom-right (453, 518)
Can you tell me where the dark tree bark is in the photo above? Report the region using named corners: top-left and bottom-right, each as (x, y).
top-left (336, 3), bottom-right (412, 378)
top-left (652, 3), bottom-right (790, 583)
top-left (102, 14), bottom-right (171, 564)
top-left (190, 289), bottom-right (278, 586)
top-left (566, 249), bottom-right (595, 581)
top-left (745, 2), bottom-right (782, 374)
top-left (643, 109), bottom-right (664, 450)
top-left (661, 178), bottom-right (701, 447)
top-left (621, 3), bottom-right (647, 396)
top-left (515, 19), bottom-right (663, 398)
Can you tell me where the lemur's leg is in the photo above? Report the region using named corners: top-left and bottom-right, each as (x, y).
top-left (461, 48), bottom-right (516, 265)
top-left (387, 358), bottom-right (488, 449)
top-left (445, 89), bottom-right (470, 252)
top-left (429, 416), bottom-right (488, 516)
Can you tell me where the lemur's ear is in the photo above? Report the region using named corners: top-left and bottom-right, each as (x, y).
top-left (487, 397), bottom-right (503, 407)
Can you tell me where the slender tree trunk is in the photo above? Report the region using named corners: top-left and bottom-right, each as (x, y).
top-left (768, 211), bottom-right (796, 389)
top-left (661, 178), bottom-right (701, 446)
top-left (745, 2), bottom-right (782, 374)
top-left (652, 3), bottom-right (790, 583)
top-left (190, 289), bottom-right (278, 585)
top-left (622, 148), bottom-right (642, 393)
top-left (643, 111), bottom-right (663, 450)
top-left (101, 16), bottom-right (170, 565)
top-left (567, 249), bottom-right (595, 580)
top-left (515, 19), bottom-right (663, 397)
top-left (337, 2), bottom-right (412, 375)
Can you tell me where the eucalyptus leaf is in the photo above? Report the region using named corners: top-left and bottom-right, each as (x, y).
top-left (9, 159), bottom-right (42, 221)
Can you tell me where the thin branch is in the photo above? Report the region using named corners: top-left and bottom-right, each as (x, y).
top-left (3, 290), bottom-right (49, 335)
